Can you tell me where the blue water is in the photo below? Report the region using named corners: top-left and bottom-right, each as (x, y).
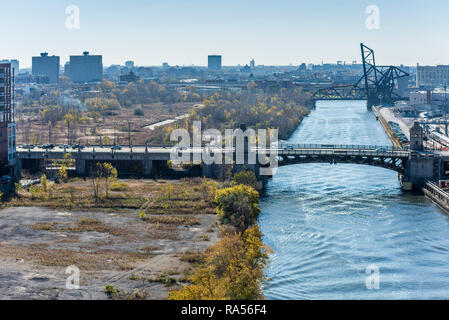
top-left (260, 100), bottom-right (449, 299)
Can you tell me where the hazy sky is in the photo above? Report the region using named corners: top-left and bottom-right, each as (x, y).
top-left (2, 0), bottom-right (449, 68)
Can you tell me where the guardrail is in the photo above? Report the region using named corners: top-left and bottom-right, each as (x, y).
top-left (277, 143), bottom-right (406, 151)
top-left (424, 181), bottom-right (449, 213)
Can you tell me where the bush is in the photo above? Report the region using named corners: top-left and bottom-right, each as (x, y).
top-left (214, 184), bottom-right (260, 232)
top-left (110, 182), bottom-right (129, 191)
top-left (134, 108), bottom-right (144, 116)
top-left (231, 170), bottom-right (261, 190)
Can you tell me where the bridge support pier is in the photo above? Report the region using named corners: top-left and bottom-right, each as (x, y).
top-left (202, 163), bottom-right (222, 179)
top-left (15, 159), bottom-right (22, 177)
top-left (75, 159), bottom-right (86, 176)
top-left (143, 159), bottom-right (153, 177)
top-left (403, 157), bottom-right (438, 191)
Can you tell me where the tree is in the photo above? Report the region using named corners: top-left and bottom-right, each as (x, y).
top-left (168, 226), bottom-right (268, 300)
top-left (231, 170), bottom-right (260, 190)
top-left (95, 162), bottom-right (118, 198)
top-left (214, 184), bottom-right (260, 232)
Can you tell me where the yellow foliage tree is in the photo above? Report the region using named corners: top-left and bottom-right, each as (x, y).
top-left (214, 184), bottom-right (260, 232)
top-left (169, 226), bottom-right (268, 300)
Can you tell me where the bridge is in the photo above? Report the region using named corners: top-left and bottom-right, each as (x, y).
top-left (16, 136), bottom-right (449, 191)
top-left (16, 143), bottom-right (409, 181)
top-left (275, 144), bottom-right (409, 173)
top-left (312, 43), bottom-right (410, 109)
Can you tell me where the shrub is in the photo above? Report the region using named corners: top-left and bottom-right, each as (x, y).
top-left (57, 165), bottom-right (68, 183)
top-left (214, 184), bottom-right (260, 232)
top-left (134, 108), bottom-right (144, 116)
top-left (231, 170), bottom-right (261, 190)
top-left (110, 182), bottom-right (129, 191)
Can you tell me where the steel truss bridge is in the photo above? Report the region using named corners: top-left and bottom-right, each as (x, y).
top-left (274, 144), bottom-right (409, 174)
top-left (312, 43), bottom-right (410, 108)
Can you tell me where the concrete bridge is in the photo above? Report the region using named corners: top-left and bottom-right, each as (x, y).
top-left (16, 142), bottom-right (445, 191)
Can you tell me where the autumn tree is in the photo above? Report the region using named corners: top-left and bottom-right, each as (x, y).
top-left (214, 184), bottom-right (260, 232)
top-left (93, 162), bottom-right (118, 199)
top-left (231, 170), bottom-right (261, 190)
top-left (168, 226), bottom-right (268, 300)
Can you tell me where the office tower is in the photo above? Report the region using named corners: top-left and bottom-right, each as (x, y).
top-left (208, 55), bottom-right (222, 71)
top-left (125, 61), bottom-right (135, 69)
top-left (32, 53), bottom-right (60, 83)
top-left (250, 59), bottom-right (255, 68)
top-left (66, 51), bottom-right (103, 83)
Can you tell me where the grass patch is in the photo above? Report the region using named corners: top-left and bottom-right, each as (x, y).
top-left (142, 215), bottom-right (200, 226)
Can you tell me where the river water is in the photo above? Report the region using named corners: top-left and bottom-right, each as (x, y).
top-left (260, 100), bottom-right (449, 299)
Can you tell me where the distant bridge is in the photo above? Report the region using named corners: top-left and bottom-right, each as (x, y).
top-left (312, 43), bottom-right (410, 108)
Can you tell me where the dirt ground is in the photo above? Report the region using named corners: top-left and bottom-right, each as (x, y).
top-left (0, 179), bottom-right (220, 300)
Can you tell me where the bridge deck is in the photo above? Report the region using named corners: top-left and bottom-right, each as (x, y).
top-left (16, 144), bottom-right (410, 160)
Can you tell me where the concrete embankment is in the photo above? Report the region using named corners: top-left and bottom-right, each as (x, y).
top-left (423, 182), bottom-right (449, 214)
top-left (372, 106), bottom-right (401, 148)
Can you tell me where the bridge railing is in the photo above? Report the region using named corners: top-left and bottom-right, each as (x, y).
top-left (277, 143), bottom-right (405, 151)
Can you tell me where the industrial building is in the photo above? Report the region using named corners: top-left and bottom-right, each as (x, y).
top-left (416, 65), bottom-right (449, 87)
top-left (208, 55), bottom-right (222, 71)
top-left (32, 53), bottom-right (60, 83)
top-left (0, 63), bottom-right (16, 175)
top-left (66, 52), bottom-right (103, 83)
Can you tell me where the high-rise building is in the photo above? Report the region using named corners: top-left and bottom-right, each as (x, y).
top-left (208, 55), bottom-right (222, 71)
top-left (0, 63), bottom-right (16, 174)
top-left (66, 52), bottom-right (103, 83)
top-left (125, 61), bottom-right (134, 69)
top-left (250, 59), bottom-right (255, 69)
top-left (0, 60), bottom-right (19, 76)
top-left (32, 53), bottom-right (60, 83)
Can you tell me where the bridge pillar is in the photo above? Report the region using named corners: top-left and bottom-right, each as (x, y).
top-left (15, 159), bottom-right (22, 177)
top-left (76, 159), bottom-right (86, 176)
top-left (403, 156), bottom-right (438, 191)
top-left (143, 159), bottom-right (153, 177)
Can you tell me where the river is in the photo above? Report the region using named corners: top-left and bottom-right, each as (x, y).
top-left (259, 100), bottom-right (449, 299)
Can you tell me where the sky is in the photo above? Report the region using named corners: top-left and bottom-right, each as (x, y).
top-left (1, 0), bottom-right (449, 68)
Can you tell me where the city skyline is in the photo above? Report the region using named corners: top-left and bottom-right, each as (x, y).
top-left (2, 0), bottom-right (449, 68)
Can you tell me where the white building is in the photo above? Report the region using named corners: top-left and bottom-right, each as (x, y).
top-left (410, 89), bottom-right (449, 106)
top-left (416, 65), bottom-right (449, 87)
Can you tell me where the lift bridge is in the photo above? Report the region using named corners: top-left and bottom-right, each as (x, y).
top-left (313, 43), bottom-right (410, 109)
